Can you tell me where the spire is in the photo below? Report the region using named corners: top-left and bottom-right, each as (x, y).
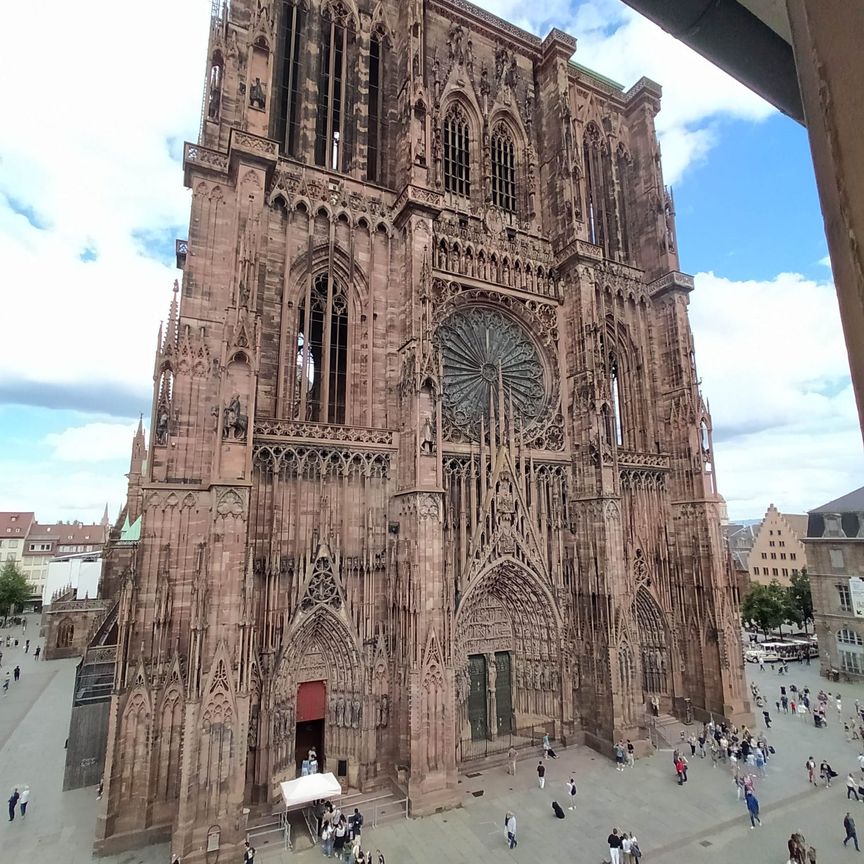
top-left (101, 502), bottom-right (110, 528)
top-left (130, 414), bottom-right (146, 477)
top-left (161, 280), bottom-right (180, 354)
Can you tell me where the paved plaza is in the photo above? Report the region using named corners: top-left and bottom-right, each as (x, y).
top-left (3, 625), bottom-right (864, 864)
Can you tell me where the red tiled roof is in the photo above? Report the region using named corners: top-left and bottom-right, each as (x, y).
top-left (0, 512), bottom-right (35, 535)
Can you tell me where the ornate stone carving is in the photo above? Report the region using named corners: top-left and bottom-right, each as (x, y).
top-left (223, 394), bottom-right (248, 441)
top-left (254, 418), bottom-right (393, 447)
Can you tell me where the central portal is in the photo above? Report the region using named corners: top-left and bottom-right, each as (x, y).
top-left (467, 651), bottom-right (513, 740)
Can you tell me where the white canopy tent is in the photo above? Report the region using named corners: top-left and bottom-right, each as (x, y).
top-left (280, 771), bottom-right (342, 811)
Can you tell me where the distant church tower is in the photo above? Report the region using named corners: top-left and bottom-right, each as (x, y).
top-left (95, 0), bottom-right (750, 858)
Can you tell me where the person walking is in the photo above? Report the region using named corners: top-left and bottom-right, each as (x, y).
top-left (763, 709), bottom-right (772, 728)
top-left (542, 733), bottom-right (558, 759)
top-left (848, 774), bottom-right (860, 801)
top-left (3, 672), bottom-right (9, 694)
top-left (24, 640), bottom-right (29, 654)
top-left (844, 812), bottom-right (860, 851)
top-left (566, 778), bottom-right (577, 809)
top-left (615, 740), bottom-right (626, 771)
top-left (13, 665), bottom-right (20, 682)
top-left (34, 646), bottom-right (40, 660)
top-left (351, 807), bottom-right (363, 837)
top-left (630, 835), bottom-right (642, 862)
top-left (806, 756), bottom-right (817, 785)
top-left (7, 788), bottom-right (18, 822)
top-left (745, 791), bottom-right (762, 829)
top-left (18, 786), bottom-right (29, 817)
top-left (507, 746), bottom-right (518, 776)
top-left (537, 761), bottom-right (546, 789)
top-left (505, 811), bottom-right (517, 849)
top-left (243, 839), bottom-right (255, 863)
top-left (627, 739), bottom-right (636, 767)
top-left (608, 827), bottom-right (623, 864)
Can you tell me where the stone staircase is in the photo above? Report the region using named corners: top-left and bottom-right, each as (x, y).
top-left (651, 713), bottom-right (690, 749)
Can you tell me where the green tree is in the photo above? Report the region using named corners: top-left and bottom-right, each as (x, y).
top-left (741, 581), bottom-right (787, 638)
top-left (0, 560), bottom-right (31, 620)
top-left (786, 568), bottom-right (814, 634)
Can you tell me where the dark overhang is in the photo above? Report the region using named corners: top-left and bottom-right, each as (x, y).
top-left (619, 0), bottom-right (804, 124)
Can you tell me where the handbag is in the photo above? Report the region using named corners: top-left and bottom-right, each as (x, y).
top-left (769, 745), bottom-right (776, 754)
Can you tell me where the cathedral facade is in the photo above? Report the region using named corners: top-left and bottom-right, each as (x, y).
top-left (96, 0), bottom-right (750, 857)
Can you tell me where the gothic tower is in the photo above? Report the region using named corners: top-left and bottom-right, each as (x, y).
top-left (95, 0), bottom-right (750, 858)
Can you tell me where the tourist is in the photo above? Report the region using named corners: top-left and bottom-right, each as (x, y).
top-left (838, 694), bottom-right (844, 714)
top-left (2, 672), bottom-right (9, 693)
top-left (24, 640), bottom-right (29, 654)
top-left (351, 807), bottom-right (363, 837)
top-left (621, 831), bottom-right (632, 863)
top-left (507, 745), bottom-right (517, 775)
top-left (97, 777), bottom-right (104, 800)
top-left (675, 754), bottom-right (688, 785)
top-left (7, 788), bottom-right (18, 822)
top-left (762, 709), bottom-right (772, 729)
top-left (848, 774), bottom-right (860, 801)
top-left (321, 822), bottom-right (334, 858)
top-left (567, 777), bottom-right (577, 809)
top-left (806, 756), bottom-right (817, 785)
top-left (607, 827), bottom-right (623, 864)
top-left (34, 646), bottom-right (40, 660)
top-left (334, 817), bottom-right (348, 860)
top-left (615, 740), bottom-right (626, 771)
top-left (627, 739), bottom-right (636, 767)
top-left (650, 695), bottom-right (659, 716)
top-left (18, 786), bottom-right (29, 817)
top-left (537, 761), bottom-right (546, 789)
top-left (845, 812), bottom-right (860, 851)
top-left (688, 733), bottom-right (697, 757)
top-left (630, 834), bottom-right (642, 862)
top-left (697, 732), bottom-right (706, 758)
top-left (821, 760), bottom-right (836, 788)
top-left (505, 811), bottom-right (517, 848)
top-left (551, 800), bottom-right (565, 819)
top-left (542, 733), bottom-right (558, 759)
top-left (13, 665), bottom-right (20, 682)
top-left (745, 790), bottom-right (762, 829)
top-left (243, 839), bottom-right (255, 863)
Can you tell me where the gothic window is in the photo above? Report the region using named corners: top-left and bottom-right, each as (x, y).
top-left (616, 144), bottom-right (632, 262)
top-left (491, 124), bottom-right (516, 215)
top-left (367, 28), bottom-right (384, 183)
top-left (583, 123), bottom-right (618, 257)
top-left (444, 105), bottom-right (471, 199)
top-left (207, 52), bottom-right (224, 122)
top-left (57, 618), bottom-right (75, 648)
top-left (609, 354), bottom-right (623, 447)
top-left (315, 3), bottom-right (352, 171)
top-left (294, 274), bottom-right (349, 424)
top-left (275, 0), bottom-right (305, 156)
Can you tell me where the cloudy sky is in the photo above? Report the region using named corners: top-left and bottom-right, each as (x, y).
top-left (0, 0), bottom-right (860, 523)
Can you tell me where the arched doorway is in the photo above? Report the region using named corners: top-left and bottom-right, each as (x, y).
top-left (455, 559), bottom-right (562, 746)
top-left (635, 588), bottom-right (669, 698)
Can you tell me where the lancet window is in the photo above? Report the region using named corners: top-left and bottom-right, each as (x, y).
top-left (275, 0), bottom-right (305, 156)
top-left (315, 3), bottom-right (352, 171)
top-left (444, 105), bottom-right (471, 199)
top-left (294, 274), bottom-right (349, 424)
top-left (610, 354), bottom-right (624, 447)
top-left (584, 123), bottom-right (610, 254)
top-left (367, 28), bottom-right (384, 183)
top-left (491, 124), bottom-right (516, 215)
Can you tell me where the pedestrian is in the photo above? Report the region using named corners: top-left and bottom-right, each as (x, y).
top-left (505, 811), bottom-right (517, 849)
top-left (8, 788), bottom-right (18, 822)
top-left (24, 640), bottom-right (29, 654)
top-left (622, 832), bottom-right (632, 863)
top-left (838, 695), bottom-right (844, 714)
top-left (615, 740), bottom-right (626, 771)
top-left (351, 807), bottom-right (363, 837)
top-left (566, 777), bottom-right (577, 809)
top-left (675, 755), bottom-right (688, 785)
top-left (537, 761), bottom-right (546, 789)
top-left (688, 734), bottom-right (697, 757)
top-left (13, 665), bottom-right (19, 682)
top-left (806, 756), bottom-right (817, 785)
top-left (542, 733), bottom-right (558, 759)
top-left (626, 739), bottom-right (635, 767)
top-left (630, 835), bottom-right (642, 862)
top-left (34, 646), bottom-right (40, 660)
top-left (243, 838), bottom-right (255, 863)
top-left (650, 694), bottom-right (659, 716)
top-left (321, 822), bottom-right (334, 858)
top-left (507, 746), bottom-right (517, 776)
top-left (697, 733), bottom-right (706, 758)
top-left (2, 672), bottom-right (9, 693)
top-left (551, 800), bottom-right (565, 819)
top-left (96, 777), bottom-right (104, 800)
top-left (745, 790), bottom-right (762, 829)
top-left (845, 812), bottom-right (860, 851)
top-left (762, 709), bottom-right (772, 728)
top-left (608, 827), bottom-right (623, 864)
top-left (848, 774), bottom-right (860, 801)
top-left (18, 786), bottom-right (28, 817)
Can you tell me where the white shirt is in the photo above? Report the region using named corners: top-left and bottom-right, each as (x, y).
top-left (505, 816), bottom-right (516, 834)
top-left (857, 754), bottom-right (864, 769)
top-left (19, 789), bottom-right (29, 804)
top-left (622, 839), bottom-right (631, 853)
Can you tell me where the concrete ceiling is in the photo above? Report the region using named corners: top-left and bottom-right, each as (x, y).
top-left (738, 0), bottom-right (792, 43)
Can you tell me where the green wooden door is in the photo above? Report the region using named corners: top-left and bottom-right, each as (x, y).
top-left (468, 654), bottom-right (488, 740)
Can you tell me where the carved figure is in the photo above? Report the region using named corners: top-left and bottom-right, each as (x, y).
top-left (420, 416), bottom-right (435, 454)
top-left (351, 699), bottom-right (361, 728)
top-left (250, 77), bottom-right (266, 110)
top-left (223, 394), bottom-right (248, 441)
top-left (448, 22), bottom-right (464, 64)
top-left (155, 406), bottom-right (170, 445)
top-left (336, 697), bottom-right (345, 727)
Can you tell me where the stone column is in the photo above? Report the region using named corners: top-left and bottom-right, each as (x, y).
top-left (485, 653), bottom-right (498, 740)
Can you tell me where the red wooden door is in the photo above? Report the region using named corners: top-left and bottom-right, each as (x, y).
top-left (296, 680), bottom-right (326, 722)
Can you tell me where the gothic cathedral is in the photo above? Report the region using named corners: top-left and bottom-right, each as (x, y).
top-left (96, 0), bottom-right (750, 858)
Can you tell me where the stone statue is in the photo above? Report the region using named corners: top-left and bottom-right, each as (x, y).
top-left (420, 416), bottom-right (435, 454)
top-left (351, 699), bottom-right (361, 728)
top-left (380, 694), bottom-right (389, 728)
top-left (223, 394), bottom-right (248, 441)
top-left (250, 77), bottom-right (266, 110)
top-left (415, 131), bottom-right (426, 166)
top-left (336, 697), bottom-right (345, 727)
top-left (155, 406), bottom-right (170, 445)
top-left (208, 85), bottom-right (221, 120)
top-left (448, 22), bottom-right (464, 64)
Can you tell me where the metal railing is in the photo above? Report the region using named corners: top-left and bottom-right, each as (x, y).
top-left (458, 725), bottom-right (544, 762)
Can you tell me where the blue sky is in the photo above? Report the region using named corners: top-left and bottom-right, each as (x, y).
top-left (0, 0), bottom-right (860, 523)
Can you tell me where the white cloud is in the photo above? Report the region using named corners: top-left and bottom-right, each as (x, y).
top-left (820, 255), bottom-right (832, 268)
top-left (689, 270), bottom-right (864, 519)
top-left (45, 422), bottom-right (141, 464)
top-left (475, 0), bottom-right (775, 184)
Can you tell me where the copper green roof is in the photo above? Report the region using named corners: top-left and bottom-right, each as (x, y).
top-left (569, 59), bottom-right (625, 92)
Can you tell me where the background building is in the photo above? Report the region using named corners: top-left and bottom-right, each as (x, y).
top-left (94, 1), bottom-right (749, 858)
top-left (805, 486), bottom-right (864, 678)
top-left (43, 551), bottom-right (104, 607)
top-left (722, 520), bottom-right (758, 597)
top-left (747, 504), bottom-right (808, 586)
top-left (0, 511), bottom-right (35, 567)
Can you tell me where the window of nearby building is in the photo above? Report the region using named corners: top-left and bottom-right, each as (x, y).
top-left (841, 651), bottom-right (862, 674)
top-left (838, 628), bottom-right (863, 645)
top-left (782, 568), bottom-right (788, 577)
top-left (780, 553), bottom-right (786, 560)
top-left (791, 552), bottom-right (797, 561)
top-left (770, 552), bottom-right (776, 560)
top-left (838, 629), bottom-right (864, 674)
top-left (491, 123), bottom-right (517, 215)
top-left (769, 540), bottom-right (775, 547)
top-left (792, 569), bottom-right (799, 576)
top-left (831, 549), bottom-right (846, 569)
top-left (444, 104), bottom-right (471, 199)
top-left (761, 552), bottom-right (767, 559)
top-left (779, 540), bottom-right (785, 547)
top-left (772, 567), bottom-right (779, 576)
top-left (763, 567), bottom-right (769, 575)
top-left (778, 530), bottom-right (782, 536)
top-left (769, 530), bottom-right (773, 536)
top-left (752, 567), bottom-right (759, 576)
top-left (838, 583), bottom-right (853, 612)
